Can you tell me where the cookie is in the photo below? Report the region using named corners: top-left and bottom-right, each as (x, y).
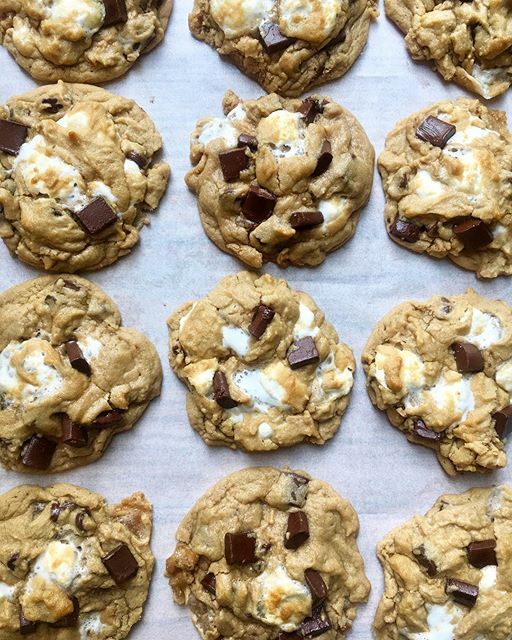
top-left (0, 0), bottom-right (172, 83)
top-left (168, 271), bottom-right (355, 451)
top-left (0, 275), bottom-right (162, 473)
top-left (166, 466), bottom-right (370, 640)
top-left (0, 483), bottom-right (153, 639)
top-left (0, 82), bottom-right (170, 273)
top-left (385, 0), bottom-right (512, 99)
top-left (362, 289), bottom-right (512, 475)
top-left (374, 485), bottom-right (512, 640)
top-left (379, 98), bottom-right (512, 279)
top-left (186, 91), bottom-right (374, 269)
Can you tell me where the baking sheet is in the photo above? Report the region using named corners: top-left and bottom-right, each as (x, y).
top-left (1, 3), bottom-right (511, 638)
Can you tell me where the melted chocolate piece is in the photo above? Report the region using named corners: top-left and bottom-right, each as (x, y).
top-left (0, 119), bottom-right (28, 155)
top-left (298, 99), bottom-right (324, 125)
top-left (300, 608), bottom-right (331, 637)
top-left (290, 211), bottom-right (324, 230)
top-left (453, 217), bottom-right (493, 250)
top-left (224, 532), bottom-right (257, 565)
top-left (219, 147), bottom-right (249, 182)
top-left (416, 116), bottom-right (456, 148)
top-left (288, 473), bottom-right (310, 507)
top-left (19, 610), bottom-right (37, 635)
top-left (103, 0), bottom-right (128, 26)
top-left (7, 553), bottom-right (19, 571)
top-left (412, 418), bottom-right (442, 443)
top-left (238, 134), bottom-right (258, 152)
top-left (390, 217), bottom-right (421, 243)
top-left (445, 577), bottom-right (478, 608)
top-left (284, 511), bottom-right (309, 550)
top-left (61, 416), bottom-right (88, 448)
top-left (451, 342), bottom-right (484, 373)
top-left (90, 409), bottom-right (124, 428)
top-left (304, 568), bottom-right (327, 605)
top-left (249, 304), bottom-right (275, 339)
top-left (21, 435), bottom-right (56, 470)
top-left (311, 141), bottom-right (333, 177)
top-left (75, 198), bottom-right (117, 235)
top-left (102, 544), bottom-right (139, 583)
top-left (287, 337), bottom-right (319, 369)
top-left (213, 371), bottom-right (238, 409)
top-left (413, 544), bottom-right (437, 577)
top-left (493, 405), bottom-right (512, 439)
top-left (241, 185), bottom-right (276, 224)
top-left (201, 572), bottom-right (216, 595)
top-left (65, 340), bottom-right (91, 375)
top-left (259, 20), bottom-right (295, 53)
top-left (41, 98), bottom-right (63, 114)
top-left (126, 150), bottom-right (148, 169)
top-left (467, 539), bottom-right (497, 569)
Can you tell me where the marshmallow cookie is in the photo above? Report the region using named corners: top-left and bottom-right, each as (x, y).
top-left (168, 271), bottom-right (355, 451)
top-left (166, 467), bottom-right (370, 640)
top-left (379, 98), bottom-right (512, 278)
top-left (0, 275), bottom-right (162, 473)
top-left (0, 0), bottom-right (172, 83)
top-left (0, 483), bottom-right (153, 639)
top-left (385, 0), bottom-right (512, 99)
top-left (186, 92), bottom-right (374, 268)
top-left (0, 82), bottom-right (170, 273)
top-left (374, 485), bottom-right (512, 640)
top-left (362, 289), bottom-right (512, 475)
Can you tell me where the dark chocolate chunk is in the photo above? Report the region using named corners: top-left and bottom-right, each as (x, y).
top-left (219, 147), bottom-right (249, 182)
top-left (241, 185), bottom-right (276, 224)
top-left (288, 473), bottom-right (310, 506)
top-left (75, 198), bottom-right (117, 235)
top-left (201, 572), bottom-right (216, 595)
top-left (412, 418), bottom-right (442, 443)
top-left (126, 150), bottom-right (148, 169)
top-left (238, 134), bottom-right (258, 152)
top-left (300, 608), bottom-right (331, 637)
top-left (75, 508), bottom-right (92, 532)
top-left (50, 502), bottom-right (61, 522)
top-left (0, 119), bottom-right (28, 155)
top-left (453, 217), bottom-right (493, 250)
top-left (416, 116), bottom-right (456, 149)
top-left (249, 304), bottom-right (275, 339)
top-left (19, 610), bottom-right (37, 636)
top-left (467, 539), bottom-right (497, 569)
top-left (390, 217), bottom-right (421, 243)
top-left (51, 597), bottom-right (79, 628)
top-left (90, 409), bottom-right (124, 428)
top-left (62, 415), bottom-right (88, 448)
top-left (224, 532), bottom-right (257, 565)
top-left (287, 336), bottom-right (319, 370)
top-left (290, 210), bottom-right (324, 230)
top-left (312, 141), bottom-right (333, 177)
top-left (298, 99), bottom-right (324, 125)
top-left (102, 544), bottom-right (139, 583)
top-left (63, 280), bottom-right (80, 291)
top-left (284, 511), bottom-right (309, 550)
top-left (277, 633), bottom-right (301, 640)
top-left (7, 553), bottom-right (19, 571)
top-left (451, 342), bottom-right (484, 373)
top-left (412, 544), bottom-right (437, 577)
top-left (213, 371), bottom-right (238, 409)
top-left (259, 20), bottom-right (295, 53)
top-left (445, 577), bottom-right (478, 608)
top-left (65, 340), bottom-right (91, 376)
top-left (304, 568), bottom-right (327, 605)
top-left (21, 435), bottom-right (56, 470)
top-left (493, 405), bottom-right (512, 439)
top-left (41, 98), bottom-right (63, 114)
top-left (103, 0), bottom-right (128, 26)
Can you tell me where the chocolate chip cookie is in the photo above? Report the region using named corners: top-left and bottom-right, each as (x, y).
top-left (0, 82), bottom-right (170, 273)
top-left (362, 289), bottom-right (512, 475)
top-left (0, 0), bottom-right (172, 83)
top-left (186, 91), bottom-right (374, 269)
top-left (168, 271), bottom-right (355, 451)
top-left (0, 275), bottom-right (162, 473)
top-left (385, 0), bottom-right (512, 99)
top-left (374, 485), bottom-right (512, 640)
top-left (166, 466), bottom-right (370, 640)
top-left (379, 98), bottom-right (512, 278)
top-left (0, 483), bottom-right (153, 639)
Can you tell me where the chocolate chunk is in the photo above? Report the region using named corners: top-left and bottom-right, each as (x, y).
top-left (224, 532), bottom-right (257, 565)
top-left (213, 371), bottom-right (238, 409)
top-left (453, 217), bottom-right (493, 250)
top-left (259, 20), bottom-right (295, 53)
top-left (493, 405), bottom-right (512, 439)
top-left (413, 544), bottom-right (437, 577)
top-left (284, 511), bottom-right (309, 550)
top-left (51, 597), bottom-right (79, 628)
top-left (288, 473), bottom-right (310, 507)
top-left (65, 340), bottom-right (91, 375)
top-left (451, 342), bottom-right (484, 373)
top-left (290, 210), bottom-right (324, 230)
top-left (102, 544), bottom-right (139, 583)
top-left (312, 141), bottom-right (333, 177)
top-left (219, 147), bottom-right (249, 182)
top-left (7, 553), bottom-right (19, 571)
top-left (19, 610), bottom-right (37, 636)
top-left (201, 572), bottom-right (216, 595)
top-left (412, 418), bottom-right (442, 443)
top-left (445, 577), bottom-right (478, 608)
top-left (298, 99), bottom-right (324, 125)
top-left (75, 508), bottom-right (92, 532)
top-left (467, 539), bottom-right (497, 569)
top-left (238, 134), bottom-right (258, 152)
top-left (62, 415), bottom-right (88, 448)
top-left (75, 198), bottom-right (117, 235)
top-left (300, 608), bottom-right (331, 637)
top-left (416, 116), bottom-right (456, 149)
top-left (241, 185), bottom-right (276, 224)
top-left (390, 217), bottom-right (421, 243)
top-left (21, 435), bottom-right (56, 470)
top-left (304, 569), bottom-right (327, 605)
top-left (287, 336), bottom-right (319, 369)
top-left (103, 0), bottom-right (128, 26)
top-left (249, 304), bottom-right (275, 339)
top-left (126, 150), bottom-right (148, 169)
top-left (63, 280), bottom-right (80, 291)
top-left (41, 98), bottom-right (63, 114)
top-left (50, 502), bottom-right (61, 522)
top-left (0, 119), bottom-right (28, 155)
top-left (90, 409), bottom-right (124, 428)
top-left (277, 633), bottom-right (301, 640)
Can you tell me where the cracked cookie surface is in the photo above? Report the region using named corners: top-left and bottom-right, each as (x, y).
top-left (168, 271), bottom-right (355, 451)
top-left (374, 485), bottom-right (512, 640)
top-left (379, 98), bottom-right (512, 278)
top-left (186, 92), bottom-right (374, 269)
top-left (0, 274), bottom-right (162, 473)
top-left (0, 0), bottom-right (172, 83)
top-left (0, 483), bottom-right (153, 640)
top-left (0, 82), bottom-right (170, 273)
top-left (166, 466), bottom-right (370, 640)
top-left (362, 289), bottom-right (512, 475)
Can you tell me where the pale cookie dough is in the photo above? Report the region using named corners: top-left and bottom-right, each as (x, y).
top-left (0, 274), bottom-right (162, 473)
top-left (0, 483), bottom-right (153, 639)
top-left (374, 485), bottom-right (512, 640)
top-left (186, 92), bottom-right (374, 269)
top-left (362, 289), bottom-right (512, 476)
top-left (379, 98), bottom-right (512, 279)
top-left (0, 82), bottom-right (170, 273)
top-left (166, 466), bottom-right (370, 640)
top-left (385, 0), bottom-right (512, 99)
top-left (0, 0), bottom-right (172, 83)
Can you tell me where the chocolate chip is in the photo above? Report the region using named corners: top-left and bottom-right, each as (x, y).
top-left (467, 539), bottom-right (497, 568)
top-left (21, 435), bottom-right (56, 470)
top-left (7, 553), bottom-right (19, 571)
top-left (90, 409), bottom-right (124, 428)
top-left (312, 141), bottom-right (333, 177)
top-left (126, 150), bottom-right (148, 169)
top-left (412, 418), bottom-right (442, 443)
top-left (453, 217), bottom-right (493, 250)
top-left (63, 280), bottom-right (80, 291)
top-left (219, 147), bottom-right (249, 182)
top-left (300, 608), bottom-right (331, 637)
top-left (75, 508), bottom-right (91, 531)
top-left (277, 633), bottom-right (301, 640)
top-left (412, 544), bottom-right (437, 577)
top-left (61, 415), bottom-right (88, 448)
top-left (50, 597), bottom-right (79, 628)
top-left (259, 20), bottom-right (295, 53)
top-left (41, 98), bottom-right (63, 114)
top-left (103, 0), bottom-right (128, 26)
top-left (75, 198), bottom-right (117, 235)
top-left (445, 577), bottom-right (478, 608)
top-left (50, 502), bottom-right (61, 522)
top-left (493, 405), bottom-right (512, 439)
top-left (213, 371), bottom-right (238, 409)
top-left (0, 119), bottom-right (28, 155)
top-left (201, 572), bottom-right (216, 595)
top-left (284, 511), bottom-right (309, 550)
top-left (288, 473), bottom-right (310, 507)
top-left (390, 217), bottom-right (421, 243)
top-left (102, 544), bottom-right (139, 583)
top-left (287, 337), bottom-right (319, 370)
top-left (304, 568), bottom-right (327, 605)
top-left (416, 116), bottom-right (456, 149)
top-left (451, 342), bottom-right (484, 373)
top-left (298, 99), bottom-right (324, 125)
top-left (290, 210), bottom-right (324, 230)
top-left (249, 304), bottom-right (275, 339)
top-left (19, 610), bottom-right (37, 635)
top-left (241, 185), bottom-right (276, 224)
top-left (238, 134), bottom-right (258, 152)
top-left (224, 532), bottom-right (257, 565)
top-left (65, 340), bottom-right (91, 376)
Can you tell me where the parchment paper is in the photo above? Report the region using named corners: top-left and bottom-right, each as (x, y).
top-left (0, 4), bottom-right (511, 638)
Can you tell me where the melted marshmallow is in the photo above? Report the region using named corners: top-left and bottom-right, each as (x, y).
top-left (77, 336), bottom-right (102, 362)
top-left (496, 359), bottom-right (512, 398)
top-left (32, 541), bottom-right (82, 589)
top-left (80, 613), bottom-right (105, 640)
top-left (210, 0), bottom-right (273, 38)
top-left (425, 374), bottom-right (474, 422)
top-left (465, 308), bottom-right (503, 349)
top-left (46, 0), bottom-right (105, 36)
top-left (258, 110), bottom-right (305, 158)
top-left (232, 367), bottom-right (287, 411)
top-left (403, 603), bottom-right (464, 640)
top-left (279, 0), bottom-right (341, 41)
top-left (258, 422), bottom-right (273, 439)
top-left (374, 347), bottom-right (425, 395)
top-left (0, 583), bottom-right (15, 601)
top-left (318, 195), bottom-right (348, 224)
top-left (313, 353), bottom-right (353, 400)
top-left (293, 303), bottom-right (319, 340)
top-left (479, 565), bottom-right (497, 592)
top-left (222, 326), bottom-right (251, 357)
